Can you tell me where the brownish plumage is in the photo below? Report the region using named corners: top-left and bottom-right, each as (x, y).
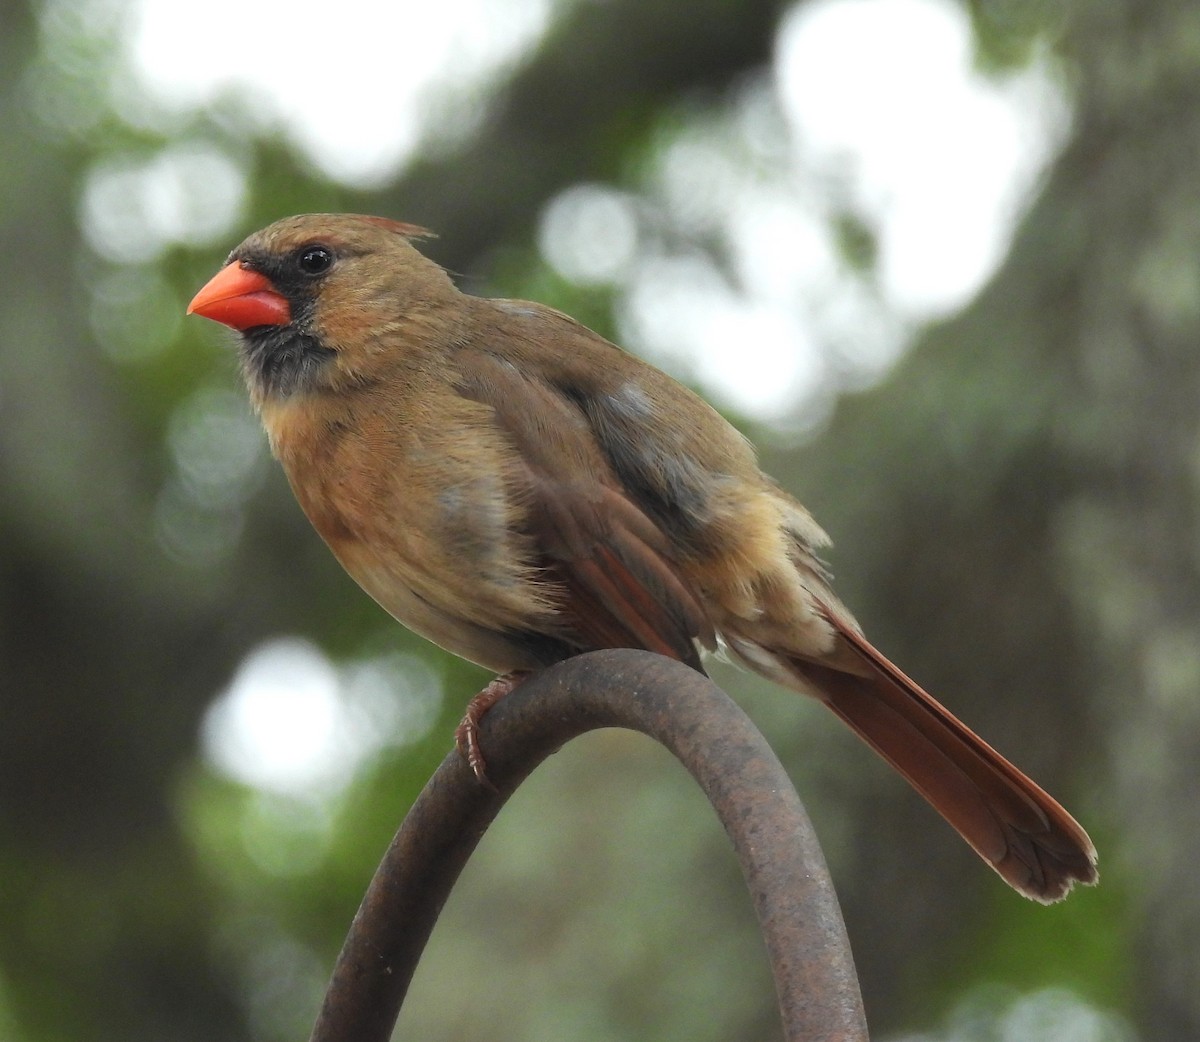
top-left (188, 213), bottom-right (1097, 902)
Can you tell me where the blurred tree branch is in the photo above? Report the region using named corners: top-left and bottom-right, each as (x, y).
top-left (370, 0), bottom-right (792, 270)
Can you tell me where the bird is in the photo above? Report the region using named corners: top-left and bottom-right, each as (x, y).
top-left (188, 213), bottom-right (1097, 902)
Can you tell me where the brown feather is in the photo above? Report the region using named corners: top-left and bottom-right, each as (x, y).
top-left (458, 347), bottom-right (713, 670)
top-left (787, 611), bottom-right (1097, 902)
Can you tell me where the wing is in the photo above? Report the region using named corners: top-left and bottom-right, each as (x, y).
top-left (453, 347), bottom-right (716, 670)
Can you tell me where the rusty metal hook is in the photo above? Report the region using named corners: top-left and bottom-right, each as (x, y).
top-left (309, 648), bottom-right (868, 1041)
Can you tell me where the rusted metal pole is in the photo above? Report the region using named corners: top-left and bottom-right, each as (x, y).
top-left (309, 648), bottom-right (868, 1042)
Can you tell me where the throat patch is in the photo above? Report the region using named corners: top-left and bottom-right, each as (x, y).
top-left (239, 328), bottom-right (335, 399)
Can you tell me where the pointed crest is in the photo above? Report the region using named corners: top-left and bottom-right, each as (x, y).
top-left (359, 215), bottom-right (436, 241)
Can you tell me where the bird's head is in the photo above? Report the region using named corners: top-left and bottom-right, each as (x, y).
top-left (188, 214), bottom-right (449, 405)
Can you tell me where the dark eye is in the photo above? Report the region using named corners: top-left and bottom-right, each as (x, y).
top-left (297, 245), bottom-right (333, 275)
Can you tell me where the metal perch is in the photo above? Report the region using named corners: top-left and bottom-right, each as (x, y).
top-left (308, 647), bottom-right (868, 1041)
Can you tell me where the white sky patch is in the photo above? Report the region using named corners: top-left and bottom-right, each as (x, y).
top-left (202, 638), bottom-right (442, 795)
top-left (539, 184), bottom-right (641, 286)
top-left (81, 141), bottom-right (247, 262)
top-left (539, 0), bottom-right (1067, 421)
top-left (896, 985), bottom-right (1135, 1042)
top-left (126, 0), bottom-right (555, 186)
top-left (618, 252), bottom-right (826, 418)
top-left (776, 0), bottom-right (1068, 318)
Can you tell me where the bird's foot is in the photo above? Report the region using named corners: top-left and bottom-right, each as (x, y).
top-left (454, 671), bottom-right (530, 788)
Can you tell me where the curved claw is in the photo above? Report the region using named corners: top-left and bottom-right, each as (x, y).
top-left (453, 671), bottom-right (531, 788)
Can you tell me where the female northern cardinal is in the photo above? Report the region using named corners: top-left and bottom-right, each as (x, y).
top-left (188, 213), bottom-right (1097, 902)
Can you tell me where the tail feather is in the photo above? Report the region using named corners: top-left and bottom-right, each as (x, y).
top-left (782, 619), bottom-right (1097, 903)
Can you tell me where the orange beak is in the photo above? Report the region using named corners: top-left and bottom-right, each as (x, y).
top-left (187, 262), bottom-right (291, 330)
